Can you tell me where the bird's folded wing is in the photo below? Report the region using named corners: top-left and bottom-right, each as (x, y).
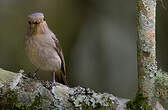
top-left (51, 34), bottom-right (66, 76)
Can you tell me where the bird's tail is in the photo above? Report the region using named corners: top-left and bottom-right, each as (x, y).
top-left (55, 70), bottom-right (68, 85)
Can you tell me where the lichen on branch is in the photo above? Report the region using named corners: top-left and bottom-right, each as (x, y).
top-left (137, 0), bottom-right (157, 106)
top-left (0, 68), bottom-right (128, 110)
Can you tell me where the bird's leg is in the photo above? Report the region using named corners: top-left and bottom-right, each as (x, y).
top-left (52, 72), bottom-right (56, 86)
top-left (28, 68), bottom-right (39, 79)
top-left (34, 68), bottom-right (39, 73)
top-left (31, 68), bottom-right (39, 78)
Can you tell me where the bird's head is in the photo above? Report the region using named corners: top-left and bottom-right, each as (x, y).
top-left (28, 12), bottom-right (46, 25)
top-left (27, 12), bottom-right (49, 35)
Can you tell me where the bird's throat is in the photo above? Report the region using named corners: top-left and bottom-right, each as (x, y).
top-left (28, 23), bottom-right (50, 36)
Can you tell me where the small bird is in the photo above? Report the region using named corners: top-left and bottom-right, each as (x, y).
top-left (25, 12), bottom-right (67, 85)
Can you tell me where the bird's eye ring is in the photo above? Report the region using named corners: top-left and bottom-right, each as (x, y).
top-left (28, 21), bottom-right (31, 24)
top-left (43, 18), bottom-right (46, 21)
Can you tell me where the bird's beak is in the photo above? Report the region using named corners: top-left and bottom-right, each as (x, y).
top-left (33, 21), bottom-right (40, 24)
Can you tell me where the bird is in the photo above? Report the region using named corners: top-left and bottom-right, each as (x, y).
top-left (24, 12), bottom-right (67, 85)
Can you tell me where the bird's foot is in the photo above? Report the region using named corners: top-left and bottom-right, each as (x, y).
top-left (51, 81), bottom-right (57, 87)
top-left (27, 69), bottom-right (39, 79)
top-left (27, 72), bottom-right (38, 79)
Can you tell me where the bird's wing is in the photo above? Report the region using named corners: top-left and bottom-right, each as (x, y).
top-left (51, 34), bottom-right (66, 75)
top-left (51, 33), bottom-right (67, 85)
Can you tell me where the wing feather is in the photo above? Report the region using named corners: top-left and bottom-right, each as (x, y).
top-left (51, 34), bottom-right (67, 85)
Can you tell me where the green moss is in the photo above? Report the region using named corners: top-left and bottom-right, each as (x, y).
top-left (155, 70), bottom-right (168, 88)
top-left (0, 90), bottom-right (44, 110)
top-left (28, 94), bottom-right (43, 109)
top-left (20, 94), bottom-right (43, 110)
top-left (81, 99), bottom-right (115, 110)
top-left (0, 90), bottom-right (20, 109)
top-left (16, 94), bottom-right (43, 110)
top-left (82, 103), bottom-right (111, 110)
top-left (126, 92), bottom-right (152, 110)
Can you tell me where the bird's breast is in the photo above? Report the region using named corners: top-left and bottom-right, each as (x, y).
top-left (25, 35), bottom-right (62, 71)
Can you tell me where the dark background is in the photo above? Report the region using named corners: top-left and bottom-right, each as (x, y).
top-left (157, 0), bottom-right (168, 72)
top-left (3, 0), bottom-right (165, 99)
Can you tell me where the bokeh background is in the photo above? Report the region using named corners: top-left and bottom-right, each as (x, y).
top-left (0, 0), bottom-right (137, 98)
top-left (157, 1), bottom-right (168, 71)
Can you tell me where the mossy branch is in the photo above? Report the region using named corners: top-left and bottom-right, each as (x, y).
top-left (0, 68), bottom-right (129, 110)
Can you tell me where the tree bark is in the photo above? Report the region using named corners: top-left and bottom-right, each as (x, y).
top-left (137, 0), bottom-right (157, 107)
top-left (0, 68), bottom-right (129, 110)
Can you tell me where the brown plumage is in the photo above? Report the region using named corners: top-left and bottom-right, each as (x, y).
top-left (25, 12), bottom-right (67, 85)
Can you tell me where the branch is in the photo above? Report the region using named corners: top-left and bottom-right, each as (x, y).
top-left (0, 68), bottom-right (129, 110)
top-left (128, 0), bottom-right (167, 109)
top-left (137, 0), bottom-right (157, 106)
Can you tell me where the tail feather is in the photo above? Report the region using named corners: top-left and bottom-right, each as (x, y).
top-left (55, 70), bottom-right (67, 85)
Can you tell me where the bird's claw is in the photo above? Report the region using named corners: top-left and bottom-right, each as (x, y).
top-left (51, 81), bottom-right (57, 87)
top-left (27, 72), bottom-right (38, 79)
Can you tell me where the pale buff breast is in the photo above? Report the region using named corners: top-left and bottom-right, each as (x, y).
top-left (25, 34), bottom-right (62, 71)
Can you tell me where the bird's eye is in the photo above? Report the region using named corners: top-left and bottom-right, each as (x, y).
top-left (43, 18), bottom-right (46, 21)
top-left (34, 21), bottom-right (38, 24)
top-left (28, 21), bottom-right (31, 24)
